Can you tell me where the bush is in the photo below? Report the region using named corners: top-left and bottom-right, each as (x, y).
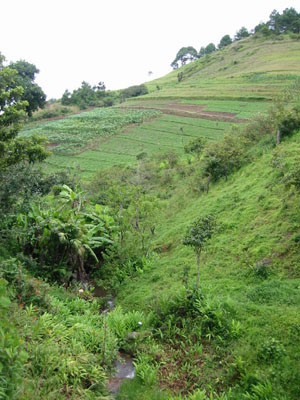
top-left (0, 258), bottom-right (51, 310)
top-left (121, 84), bottom-right (148, 99)
top-left (203, 135), bottom-right (244, 182)
top-left (278, 107), bottom-right (300, 139)
top-left (258, 338), bottom-right (286, 363)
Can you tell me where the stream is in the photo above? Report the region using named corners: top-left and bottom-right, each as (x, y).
top-left (91, 282), bottom-right (136, 395)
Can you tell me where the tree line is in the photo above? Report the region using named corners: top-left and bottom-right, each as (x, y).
top-left (171, 7), bottom-right (300, 69)
top-left (61, 81), bottom-right (148, 109)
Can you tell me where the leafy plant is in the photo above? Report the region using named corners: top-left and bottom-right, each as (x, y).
top-left (0, 279), bottom-right (26, 400)
top-left (258, 338), bottom-right (286, 363)
top-left (16, 185), bottom-right (114, 282)
top-left (134, 353), bottom-right (158, 387)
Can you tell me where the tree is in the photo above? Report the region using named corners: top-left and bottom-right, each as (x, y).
top-left (198, 47), bottom-right (206, 57)
top-left (218, 35), bottom-right (232, 49)
top-left (279, 7), bottom-right (300, 33)
top-left (182, 215), bottom-right (215, 288)
top-left (61, 89), bottom-right (72, 105)
top-left (268, 8), bottom-right (300, 34)
top-left (9, 60), bottom-right (46, 116)
top-left (0, 54), bottom-right (48, 171)
top-left (202, 135), bottom-right (244, 192)
top-left (254, 23), bottom-right (272, 36)
top-left (71, 81), bottom-right (98, 109)
top-left (94, 81), bottom-right (106, 98)
top-left (171, 46), bottom-right (198, 69)
top-left (177, 72), bottom-right (183, 82)
top-left (204, 43), bottom-right (216, 55)
top-left (234, 26), bottom-right (250, 41)
top-left (184, 137), bottom-right (207, 160)
top-left (61, 81), bottom-right (108, 108)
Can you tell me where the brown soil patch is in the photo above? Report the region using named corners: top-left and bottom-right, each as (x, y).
top-left (121, 102), bottom-right (247, 123)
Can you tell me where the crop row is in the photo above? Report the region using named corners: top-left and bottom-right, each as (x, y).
top-left (20, 108), bottom-right (161, 155)
top-left (180, 99), bottom-right (271, 118)
top-left (42, 114), bottom-right (232, 179)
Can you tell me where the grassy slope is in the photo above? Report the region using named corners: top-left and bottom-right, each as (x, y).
top-left (115, 130), bottom-right (300, 398)
top-left (138, 35), bottom-right (300, 101)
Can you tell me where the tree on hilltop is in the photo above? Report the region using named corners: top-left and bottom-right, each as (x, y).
top-left (234, 26), bottom-right (250, 41)
top-left (171, 46), bottom-right (198, 69)
top-left (197, 43), bottom-right (216, 57)
top-left (198, 47), bottom-right (206, 57)
top-left (204, 43), bottom-right (216, 54)
top-left (218, 35), bottom-right (232, 49)
top-left (268, 8), bottom-right (300, 34)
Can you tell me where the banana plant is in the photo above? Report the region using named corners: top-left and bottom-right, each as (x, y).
top-left (16, 186), bottom-right (114, 282)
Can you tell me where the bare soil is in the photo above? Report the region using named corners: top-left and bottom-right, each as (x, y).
top-left (121, 101), bottom-right (247, 123)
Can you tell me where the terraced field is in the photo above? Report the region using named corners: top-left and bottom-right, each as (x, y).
top-left (120, 99), bottom-right (271, 121)
top-left (21, 99), bottom-right (272, 179)
top-left (21, 108), bottom-right (160, 155)
top-left (140, 36), bottom-right (300, 101)
top-left (21, 36), bottom-right (300, 180)
top-left (43, 114), bottom-right (232, 179)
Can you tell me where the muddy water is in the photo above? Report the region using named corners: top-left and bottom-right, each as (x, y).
top-left (107, 352), bottom-right (136, 394)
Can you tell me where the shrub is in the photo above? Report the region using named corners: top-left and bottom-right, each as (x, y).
top-left (121, 84), bottom-right (148, 99)
top-left (203, 135), bottom-right (244, 182)
top-left (278, 107), bottom-right (300, 140)
top-left (0, 258), bottom-right (51, 310)
top-left (152, 287), bottom-right (233, 341)
top-left (258, 338), bottom-right (286, 363)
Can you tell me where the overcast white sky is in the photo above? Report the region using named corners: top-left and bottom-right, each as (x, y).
top-left (1, 0), bottom-right (299, 99)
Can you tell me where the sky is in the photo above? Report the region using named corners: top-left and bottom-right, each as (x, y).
top-left (1, 0), bottom-right (299, 99)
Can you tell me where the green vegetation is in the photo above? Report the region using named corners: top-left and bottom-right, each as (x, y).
top-left (8, 59), bottom-right (46, 116)
top-left (142, 36), bottom-right (300, 102)
top-left (2, 14), bottom-right (300, 399)
top-left (0, 54), bottom-right (48, 170)
top-left (22, 113), bottom-right (232, 179)
top-left (170, 7), bottom-right (300, 72)
top-left (21, 107), bottom-right (160, 155)
top-left (110, 107), bottom-right (300, 399)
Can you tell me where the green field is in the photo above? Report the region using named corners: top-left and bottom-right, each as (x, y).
top-left (180, 99), bottom-right (272, 118)
top-left (21, 101), bottom-right (272, 179)
top-left (40, 114), bottom-right (233, 178)
top-left (21, 108), bottom-right (161, 155)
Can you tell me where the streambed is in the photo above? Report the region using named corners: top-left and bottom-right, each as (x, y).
top-left (92, 283), bottom-right (136, 395)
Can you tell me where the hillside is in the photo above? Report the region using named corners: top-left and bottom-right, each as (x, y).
top-left (19, 36), bottom-right (300, 179)
top-left (113, 114), bottom-right (300, 400)
top-left (142, 35), bottom-right (300, 101)
top-left (2, 32), bottom-right (300, 400)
